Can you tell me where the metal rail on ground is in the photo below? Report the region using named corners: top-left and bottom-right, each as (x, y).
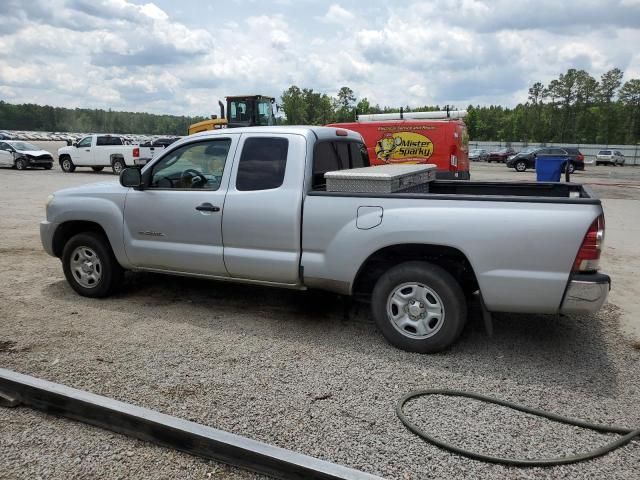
top-left (0, 368), bottom-right (383, 480)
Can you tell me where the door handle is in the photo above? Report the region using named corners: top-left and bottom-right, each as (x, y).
top-left (195, 203), bottom-right (220, 212)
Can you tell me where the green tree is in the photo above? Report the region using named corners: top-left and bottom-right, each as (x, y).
top-left (619, 79), bottom-right (640, 143)
top-left (280, 85), bottom-right (307, 124)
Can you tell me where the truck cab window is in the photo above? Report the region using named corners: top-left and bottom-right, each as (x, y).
top-left (97, 136), bottom-right (122, 146)
top-left (236, 137), bottom-right (288, 191)
top-left (312, 141), bottom-right (369, 190)
top-left (150, 139), bottom-right (231, 190)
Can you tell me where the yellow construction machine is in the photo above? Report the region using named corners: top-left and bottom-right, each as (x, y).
top-left (188, 95), bottom-right (277, 135)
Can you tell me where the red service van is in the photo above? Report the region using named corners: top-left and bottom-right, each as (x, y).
top-left (329, 111), bottom-right (470, 180)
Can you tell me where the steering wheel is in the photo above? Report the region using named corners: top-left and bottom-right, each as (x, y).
top-left (181, 168), bottom-right (207, 188)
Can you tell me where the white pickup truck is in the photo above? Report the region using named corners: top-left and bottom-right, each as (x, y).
top-left (41, 126), bottom-right (610, 353)
top-left (58, 135), bottom-right (142, 174)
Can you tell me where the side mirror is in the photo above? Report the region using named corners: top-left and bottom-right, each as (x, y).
top-left (72, 142), bottom-right (78, 147)
top-left (120, 167), bottom-right (142, 188)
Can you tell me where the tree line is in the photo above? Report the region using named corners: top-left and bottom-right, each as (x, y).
top-left (0, 101), bottom-right (206, 135)
top-left (1, 66), bottom-right (638, 143)
top-left (280, 68), bottom-right (640, 145)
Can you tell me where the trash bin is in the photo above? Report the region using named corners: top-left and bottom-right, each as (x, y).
top-left (536, 155), bottom-right (567, 182)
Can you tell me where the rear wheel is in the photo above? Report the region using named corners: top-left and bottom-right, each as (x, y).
top-left (112, 158), bottom-right (125, 175)
top-left (515, 160), bottom-right (527, 172)
top-left (60, 156), bottom-right (75, 173)
top-left (15, 158), bottom-right (27, 170)
top-left (371, 261), bottom-right (467, 353)
top-left (43, 164), bottom-right (52, 170)
top-left (62, 232), bottom-right (124, 298)
top-left (92, 166), bottom-right (104, 172)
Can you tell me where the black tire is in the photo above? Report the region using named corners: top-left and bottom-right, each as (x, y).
top-left (15, 158), bottom-right (27, 170)
top-left (92, 166), bottom-right (104, 172)
top-left (515, 160), bottom-right (527, 172)
top-left (566, 162), bottom-right (575, 174)
top-left (60, 156), bottom-right (76, 173)
top-left (112, 158), bottom-right (125, 175)
top-left (371, 261), bottom-right (467, 353)
top-left (62, 232), bottom-right (124, 298)
top-left (43, 164), bottom-right (52, 170)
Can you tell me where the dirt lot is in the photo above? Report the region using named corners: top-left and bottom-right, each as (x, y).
top-left (1, 152), bottom-right (639, 479)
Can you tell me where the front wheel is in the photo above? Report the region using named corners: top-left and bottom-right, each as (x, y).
top-left (371, 261), bottom-right (467, 353)
top-left (112, 158), bottom-right (125, 175)
top-left (43, 164), bottom-right (52, 170)
top-left (15, 158), bottom-right (27, 170)
top-left (567, 162), bottom-right (575, 174)
top-left (515, 160), bottom-right (527, 172)
top-left (62, 232), bottom-right (124, 298)
top-left (60, 156), bottom-right (76, 173)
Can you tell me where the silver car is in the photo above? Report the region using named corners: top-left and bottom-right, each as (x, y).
top-left (596, 150), bottom-right (625, 166)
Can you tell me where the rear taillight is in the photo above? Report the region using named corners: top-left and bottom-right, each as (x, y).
top-left (450, 145), bottom-right (458, 172)
top-left (578, 154), bottom-right (584, 162)
top-left (133, 147), bottom-right (140, 158)
top-left (572, 215), bottom-right (605, 272)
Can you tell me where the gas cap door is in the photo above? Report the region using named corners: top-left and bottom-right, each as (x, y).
top-left (357, 206), bottom-right (383, 230)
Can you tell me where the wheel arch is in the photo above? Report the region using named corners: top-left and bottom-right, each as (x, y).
top-left (352, 243), bottom-right (479, 299)
top-left (52, 220), bottom-right (110, 258)
top-left (110, 154), bottom-right (125, 165)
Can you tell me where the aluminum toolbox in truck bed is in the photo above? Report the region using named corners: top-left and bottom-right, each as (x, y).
top-left (324, 164), bottom-right (437, 193)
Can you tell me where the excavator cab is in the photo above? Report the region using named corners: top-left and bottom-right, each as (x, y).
top-left (227, 95), bottom-right (276, 128)
top-left (188, 95), bottom-right (276, 135)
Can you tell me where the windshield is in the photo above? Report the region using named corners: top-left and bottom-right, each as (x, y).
top-left (9, 141), bottom-right (39, 151)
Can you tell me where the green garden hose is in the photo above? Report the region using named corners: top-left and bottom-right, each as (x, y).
top-left (396, 389), bottom-right (640, 467)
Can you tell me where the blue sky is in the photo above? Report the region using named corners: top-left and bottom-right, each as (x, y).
top-left (0, 0), bottom-right (639, 116)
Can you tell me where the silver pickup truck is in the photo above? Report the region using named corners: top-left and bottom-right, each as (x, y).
top-left (40, 126), bottom-right (610, 353)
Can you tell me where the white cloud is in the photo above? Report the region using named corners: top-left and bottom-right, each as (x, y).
top-left (0, 0), bottom-right (638, 118)
top-left (322, 4), bottom-right (355, 25)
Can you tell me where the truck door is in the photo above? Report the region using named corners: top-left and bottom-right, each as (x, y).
top-left (222, 134), bottom-right (305, 284)
top-left (123, 136), bottom-right (238, 276)
top-left (74, 136), bottom-right (93, 165)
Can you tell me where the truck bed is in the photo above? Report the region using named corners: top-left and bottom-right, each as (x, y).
top-left (311, 181), bottom-right (599, 204)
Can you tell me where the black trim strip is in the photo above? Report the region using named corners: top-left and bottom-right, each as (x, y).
top-left (0, 368), bottom-right (382, 480)
top-left (308, 181), bottom-right (601, 205)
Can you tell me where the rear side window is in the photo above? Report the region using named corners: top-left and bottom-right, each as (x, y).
top-left (312, 141), bottom-right (369, 189)
top-left (236, 137), bottom-right (289, 191)
top-left (97, 136), bottom-right (123, 146)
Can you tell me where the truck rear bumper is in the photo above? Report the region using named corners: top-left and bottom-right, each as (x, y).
top-left (560, 273), bottom-right (610, 314)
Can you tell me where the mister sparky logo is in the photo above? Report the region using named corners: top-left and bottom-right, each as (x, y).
top-left (374, 132), bottom-right (434, 163)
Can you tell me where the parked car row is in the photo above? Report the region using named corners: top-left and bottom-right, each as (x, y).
top-left (0, 134), bottom-right (181, 172)
top-left (0, 130), bottom-right (182, 146)
top-left (471, 145), bottom-right (632, 172)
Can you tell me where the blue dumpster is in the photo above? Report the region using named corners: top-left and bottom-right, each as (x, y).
top-left (536, 155), bottom-right (567, 182)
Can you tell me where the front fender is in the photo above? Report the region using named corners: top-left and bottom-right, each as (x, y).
top-left (47, 193), bottom-right (131, 268)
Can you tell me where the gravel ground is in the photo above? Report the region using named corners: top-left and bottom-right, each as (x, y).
top-left (1, 158), bottom-right (639, 479)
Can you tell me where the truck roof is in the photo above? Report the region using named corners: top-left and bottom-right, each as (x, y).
top-left (187, 126), bottom-right (363, 142)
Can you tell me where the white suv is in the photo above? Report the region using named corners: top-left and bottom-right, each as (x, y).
top-left (596, 150), bottom-right (625, 166)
